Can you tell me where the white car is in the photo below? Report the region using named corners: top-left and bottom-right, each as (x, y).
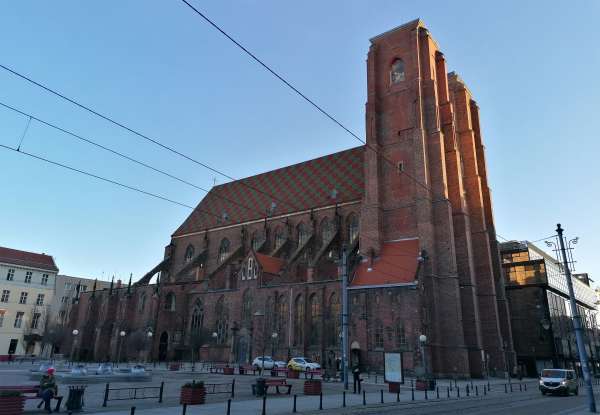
top-left (252, 356), bottom-right (286, 370)
top-left (287, 357), bottom-right (321, 372)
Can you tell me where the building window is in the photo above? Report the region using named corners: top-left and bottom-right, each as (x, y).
top-left (321, 217), bottom-right (333, 244)
top-left (242, 289), bottom-right (252, 322)
top-left (139, 294), bottom-right (147, 313)
top-left (0, 311), bottom-right (4, 327)
top-left (390, 58), bottom-right (405, 84)
top-left (58, 310), bottom-right (66, 322)
top-left (294, 294), bottom-right (304, 346)
top-left (297, 223), bottom-right (309, 246)
top-left (184, 244), bottom-right (195, 263)
top-left (395, 322), bottom-right (406, 346)
top-left (31, 312), bottom-right (41, 329)
top-left (347, 214), bottom-right (359, 244)
top-left (65, 282), bottom-right (72, 290)
top-left (164, 292), bottom-right (176, 311)
top-left (6, 269), bottom-right (15, 281)
top-left (36, 294), bottom-right (45, 306)
top-left (24, 271), bottom-right (32, 284)
top-left (81, 285), bottom-right (87, 292)
top-left (274, 228), bottom-right (285, 250)
top-left (328, 293), bottom-right (340, 346)
top-left (214, 296), bottom-right (229, 344)
top-left (14, 312), bottom-right (24, 328)
top-left (19, 292), bottom-right (28, 304)
top-left (218, 238), bottom-right (230, 263)
top-left (1, 290), bottom-right (9, 303)
top-left (374, 321), bottom-right (384, 349)
top-left (190, 299), bottom-right (204, 332)
top-left (309, 294), bottom-right (321, 345)
top-left (247, 257), bottom-right (257, 279)
top-left (41, 274), bottom-right (49, 285)
top-left (251, 232), bottom-right (263, 251)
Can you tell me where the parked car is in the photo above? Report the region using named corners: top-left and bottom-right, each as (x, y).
top-left (252, 356), bottom-right (286, 370)
top-left (287, 357), bottom-right (321, 372)
top-left (539, 369), bottom-right (578, 396)
top-left (96, 362), bottom-right (113, 375)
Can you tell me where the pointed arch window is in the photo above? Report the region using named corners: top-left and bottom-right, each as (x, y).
top-left (138, 293), bottom-right (147, 313)
top-left (391, 58), bottom-right (405, 84)
top-left (164, 292), bottom-right (176, 311)
top-left (218, 238), bottom-right (230, 263)
top-left (251, 231), bottom-right (263, 252)
top-left (328, 293), bottom-right (340, 346)
top-left (293, 294), bottom-right (304, 346)
top-left (215, 296), bottom-right (229, 344)
top-left (184, 244), bottom-right (195, 263)
top-left (347, 214), bottom-right (359, 244)
top-left (274, 228), bottom-right (285, 250)
top-left (297, 223), bottom-right (308, 246)
top-left (242, 289), bottom-right (253, 322)
top-left (321, 217), bottom-right (333, 244)
top-left (190, 299), bottom-right (204, 332)
top-left (309, 293), bottom-right (321, 345)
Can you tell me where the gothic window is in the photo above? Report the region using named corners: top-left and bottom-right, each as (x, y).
top-left (242, 289), bottom-right (253, 323)
top-left (297, 223), bottom-right (308, 246)
top-left (390, 58), bottom-right (405, 84)
top-left (293, 294), bottom-right (304, 346)
top-left (218, 238), bottom-right (230, 263)
top-left (184, 244), bottom-right (195, 263)
top-left (374, 320), bottom-right (384, 349)
top-left (164, 292), bottom-right (176, 311)
top-left (328, 293), bottom-right (340, 346)
top-left (251, 231), bottom-right (263, 251)
top-left (215, 296), bottom-right (229, 344)
top-left (138, 293), bottom-right (147, 313)
top-left (309, 294), bottom-right (320, 345)
top-left (347, 214), bottom-right (359, 244)
top-left (321, 217), bottom-right (333, 244)
top-left (274, 227), bottom-right (285, 250)
top-left (190, 299), bottom-right (204, 332)
top-left (247, 257), bottom-right (257, 279)
top-left (277, 295), bottom-right (287, 338)
top-left (395, 321), bottom-right (406, 346)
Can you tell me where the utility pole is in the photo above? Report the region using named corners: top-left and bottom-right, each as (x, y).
top-left (557, 224), bottom-right (596, 412)
top-left (341, 245), bottom-right (349, 390)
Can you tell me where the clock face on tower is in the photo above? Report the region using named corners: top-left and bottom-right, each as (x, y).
top-left (391, 59), bottom-right (405, 84)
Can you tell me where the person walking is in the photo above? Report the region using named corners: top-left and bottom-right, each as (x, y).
top-left (39, 367), bottom-right (57, 413)
top-left (352, 364), bottom-right (362, 394)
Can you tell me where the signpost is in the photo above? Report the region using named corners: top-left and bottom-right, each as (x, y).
top-left (384, 352), bottom-right (403, 393)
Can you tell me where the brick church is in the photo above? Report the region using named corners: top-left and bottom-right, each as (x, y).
top-left (65, 19), bottom-right (514, 378)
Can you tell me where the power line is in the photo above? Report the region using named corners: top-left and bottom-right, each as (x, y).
top-left (0, 143), bottom-right (195, 210)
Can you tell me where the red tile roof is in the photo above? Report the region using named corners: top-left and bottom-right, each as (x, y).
top-left (0, 246), bottom-right (58, 272)
top-left (351, 239), bottom-right (419, 286)
top-left (173, 146), bottom-right (364, 236)
top-left (255, 253), bottom-right (285, 275)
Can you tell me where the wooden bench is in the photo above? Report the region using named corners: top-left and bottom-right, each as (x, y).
top-left (305, 368), bottom-right (323, 379)
top-left (0, 385), bottom-right (63, 412)
top-left (265, 379), bottom-right (292, 394)
top-left (271, 367), bottom-right (288, 377)
top-left (240, 364), bottom-right (258, 375)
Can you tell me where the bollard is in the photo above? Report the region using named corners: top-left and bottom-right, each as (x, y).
top-left (103, 383), bottom-right (109, 407)
top-left (412, 387), bottom-right (415, 401)
top-left (524, 383), bottom-right (527, 391)
top-left (484, 385), bottom-right (487, 396)
top-left (319, 392), bottom-right (323, 410)
top-left (466, 385), bottom-right (470, 397)
top-left (182, 404), bottom-right (187, 415)
top-left (510, 383), bottom-right (513, 393)
top-left (504, 383), bottom-right (507, 393)
top-left (396, 389), bottom-right (400, 402)
top-left (476, 385), bottom-right (478, 396)
top-left (380, 389), bottom-right (384, 404)
top-left (447, 386), bottom-right (450, 398)
top-left (159, 381), bottom-right (164, 403)
top-left (343, 391), bottom-right (346, 408)
top-left (262, 395), bottom-right (266, 415)
top-left (130, 407), bottom-right (136, 415)
top-left (487, 380), bottom-right (491, 391)
top-left (519, 383), bottom-right (522, 392)
top-left (470, 380), bottom-right (474, 389)
top-left (436, 386), bottom-right (439, 399)
top-left (231, 379), bottom-right (236, 399)
top-left (363, 390), bottom-right (366, 405)
top-left (457, 386), bottom-right (460, 398)
top-left (226, 399), bottom-right (231, 415)
top-left (425, 388), bottom-right (428, 400)
top-left (293, 394), bottom-right (297, 413)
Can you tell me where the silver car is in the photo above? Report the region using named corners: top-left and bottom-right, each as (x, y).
top-left (539, 369), bottom-right (578, 396)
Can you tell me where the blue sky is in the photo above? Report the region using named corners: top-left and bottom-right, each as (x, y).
top-left (0, 1), bottom-right (598, 283)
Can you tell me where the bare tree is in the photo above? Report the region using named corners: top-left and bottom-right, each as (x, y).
top-left (43, 324), bottom-right (66, 359)
top-left (128, 331), bottom-right (147, 362)
top-left (189, 328), bottom-right (211, 370)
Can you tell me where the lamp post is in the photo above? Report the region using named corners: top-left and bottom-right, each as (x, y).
top-left (419, 334), bottom-right (427, 377)
top-left (146, 331), bottom-right (153, 363)
top-left (117, 330), bottom-right (126, 367)
top-left (271, 332), bottom-right (278, 359)
top-left (71, 329), bottom-right (79, 364)
top-left (212, 331), bottom-right (218, 363)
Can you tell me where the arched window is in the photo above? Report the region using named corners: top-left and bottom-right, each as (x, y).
top-left (347, 214), bottom-right (359, 244)
top-left (293, 295), bottom-right (304, 346)
top-left (251, 231), bottom-right (263, 252)
top-left (395, 321), bottom-right (406, 346)
top-left (320, 217), bottom-right (333, 244)
top-left (138, 293), bottom-right (147, 313)
top-left (190, 299), bottom-right (204, 332)
top-left (328, 293), bottom-right (340, 346)
top-left (297, 223), bottom-right (308, 246)
top-left (277, 295), bottom-right (287, 339)
top-left (309, 294), bottom-right (320, 345)
top-left (215, 296), bottom-right (229, 344)
top-left (247, 257), bottom-right (257, 279)
top-left (218, 238), bottom-right (230, 263)
top-left (164, 292), bottom-right (176, 311)
top-left (390, 58), bottom-right (405, 84)
top-left (242, 289), bottom-right (253, 322)
top-left (274, 228), bottom-right (285, 250)
top-left (184, 244), bottom-right (195, 263)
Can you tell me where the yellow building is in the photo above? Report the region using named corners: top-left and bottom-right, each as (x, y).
top-left (0, 246), bottom-right (57, 357)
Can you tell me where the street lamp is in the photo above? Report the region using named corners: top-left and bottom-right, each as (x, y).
top-left (117, 330), bottom-right (126, 367)
top-left (71, 329), bottom-right (79, 364)
top-left (146, 331), bottom-right (153, 363)
top-left (419, 334), bottom-right (427, 377)
top-left (212, 332), bottom-right (218, 363)
top-left (271, 332), bottom-right (278, 358)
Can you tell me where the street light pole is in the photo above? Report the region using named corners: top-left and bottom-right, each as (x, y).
top-left (341, 245), bottom-right (349, 390)
top-left (117, 331), bottom-right (126, 367)
top-left (419, 334), bottom-right (427, 376)
top-left (556, 224), bottom-right (596, 412)
top-left (146, 331), bottom-right (153, 363)
top-left (71, 329), bottom-right (79, 365)
top-left (271, 332), bottom-right (278, 359)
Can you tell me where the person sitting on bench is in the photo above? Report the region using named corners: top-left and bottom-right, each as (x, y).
top-left (39, 367), bottom-right (58, 413)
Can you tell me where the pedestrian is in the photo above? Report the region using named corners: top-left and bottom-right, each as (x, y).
top-left (38, 367), bottom-right (57, 413)
top-left (353, 364), bottom-right (362, 394)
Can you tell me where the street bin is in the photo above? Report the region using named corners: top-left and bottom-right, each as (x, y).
top-left (65, 385), bottom-right (86, 414)
top-left (254, 378), bottom-right (266, 397)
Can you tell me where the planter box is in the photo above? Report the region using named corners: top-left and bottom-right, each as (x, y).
top-left (288, 369), bottom-right (300, 379)
top-left (388, 382), bottom-right (400, 393)
top-left (415, 379), bottom-right (436, 391)
top-left (169, 363), bottom-right (181, 371)
top-left (303, 380), bottom-right (322, 395)
top-left (0, 396), bottom-right (25, 415)
top-left (180, 387), bottom-right (206, 405)
top-left (223, 367), bottom-right (234, 375)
